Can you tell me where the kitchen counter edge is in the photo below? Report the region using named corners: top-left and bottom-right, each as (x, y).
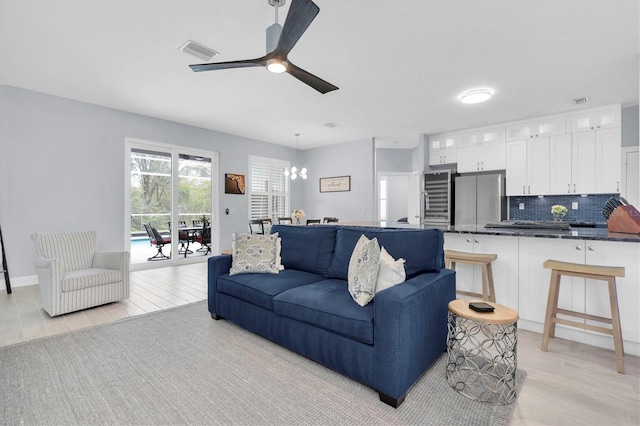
top-left (444, 225), bottom-right (640, 243)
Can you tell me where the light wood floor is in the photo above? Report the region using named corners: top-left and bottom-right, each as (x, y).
top-left (1, 263), bottom-right (638, 425)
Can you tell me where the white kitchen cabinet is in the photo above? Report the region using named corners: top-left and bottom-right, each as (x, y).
top-left (506, 116), bottom-right (567, 141)
top-left (444, 233), bottom-right (519, 309)
top-left (457, 143), bottom-right (506, 173)
top-left (584, 241), bottom-right (640, 347)
top-left (571, 107), bottom-right (621, 133)
top-left (518, 237), bottom-right (586, 327)
top-left (505, 138), bottom-right (549, 195)
top-left (428, 134), bottom-right (458, 166)
top-left (572, 127), bottom-right (621, 194)
top-left (549, 134), bottom-right (573, 194)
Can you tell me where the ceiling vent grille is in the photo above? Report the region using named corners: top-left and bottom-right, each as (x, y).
top-left (324, 122), bottom-right (338, 128)
top-left (179, 40), bottom-right (219, 61)
top-left (572, 97), bottom-right (589, 105)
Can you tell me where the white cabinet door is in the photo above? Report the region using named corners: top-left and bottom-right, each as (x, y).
top-left (506, 141), bottom-right (527, 196)
top-left (571, 107), bottom-right (621, 133)
top-left (482, 142), bottom-right (506, 171)
top-left (518, 237), bottom-right (586, 326)
top-left (456, 147), bottom-right (480, 173)
top-left (527, 137), bottom-right (550, 195)
top-left (585, 241), bottom-right (640, 345)
top-left (444, 233), bottom-right (519, 309)
top-left (572, 131), bottom-right (597, 194)
top-left (549, 134), bottom-right (572, 194)
top-left (595, 127), bottom-right (622, 193)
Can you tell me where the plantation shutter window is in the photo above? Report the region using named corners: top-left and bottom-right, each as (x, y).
top-left (249, 156), bottom-right (290, 220)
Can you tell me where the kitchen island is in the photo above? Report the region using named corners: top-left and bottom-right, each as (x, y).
top-left (443, 225), bottom-right (639, 357)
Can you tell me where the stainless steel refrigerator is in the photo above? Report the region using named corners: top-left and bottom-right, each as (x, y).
top-left (454, 173), bottom-right (506, 226)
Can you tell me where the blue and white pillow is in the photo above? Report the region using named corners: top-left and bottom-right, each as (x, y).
top-left (230, 233), bottom-right (280, 275)
top-left (348, 234), bottom-right (381, 306)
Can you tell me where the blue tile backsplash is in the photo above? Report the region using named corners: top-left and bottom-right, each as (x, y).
top-left (508, 194), bottom-right (619, 224)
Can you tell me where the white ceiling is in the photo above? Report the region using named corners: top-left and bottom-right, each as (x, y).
top-left (1, 0), bottom-right (638, 150)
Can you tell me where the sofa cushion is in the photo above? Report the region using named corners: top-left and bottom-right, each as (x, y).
top-left (329, 227), bottom-right (444, 280)
top-left (273, 279), bottom-right (375, 345)
top-left (61, 268), bottom-right (122, 292)
top-left (270, 225), bottom-right (336, 277)
top-left (217, 269), bottom-right (325, 312)
top-left (230, 233), bottom-right (280, 275)
top-left (348, 235), bottom-right (380, 307)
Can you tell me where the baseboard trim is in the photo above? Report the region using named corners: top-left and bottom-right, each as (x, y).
top-left (0, 274), bottom-right (38, 291)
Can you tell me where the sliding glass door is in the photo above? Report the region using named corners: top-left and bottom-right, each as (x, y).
top-left (126, 140), bottom-right (218, 268)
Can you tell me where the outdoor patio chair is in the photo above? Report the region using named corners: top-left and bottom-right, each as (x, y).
top-left (195, 224), bottom-right (211, 255)
top-left (144, 224), bottom-right (171, 260)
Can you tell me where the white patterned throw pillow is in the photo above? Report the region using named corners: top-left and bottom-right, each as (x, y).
top-left (230, 233), bottom-right (280, 275)
top-left (375, 246), bottom-right (406, 293)
top-left (348, 234), bottom-right (381, 306)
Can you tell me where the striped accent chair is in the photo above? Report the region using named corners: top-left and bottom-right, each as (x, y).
top-left (31, 231), bottom-right (130, 317)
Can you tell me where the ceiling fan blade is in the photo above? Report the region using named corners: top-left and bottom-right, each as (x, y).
top-left (286, 62), bottom-right (338, 94)
top-left (274, 0), bottom-right (319, 56)
top-left (190, 57), bottom-right (267, 72)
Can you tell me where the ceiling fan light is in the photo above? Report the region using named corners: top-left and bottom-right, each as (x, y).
top-left (266, 59), bottom-right (287, 73)
top-left (459, 88), bottom-right (494, 104)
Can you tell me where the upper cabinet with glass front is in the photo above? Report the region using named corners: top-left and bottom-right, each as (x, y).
top-left (428, 134), bottom-right (458, 165)
top-left (571, 106), bottom-right (621, 133)
top-left (506, 115), bottom-right (567, 141)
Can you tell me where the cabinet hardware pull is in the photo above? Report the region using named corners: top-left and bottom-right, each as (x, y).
top-left (617, 181), bottom-right (620, 191)
top-left (588, 246), bottom-right (595, 251)
top-left (528, 185), bottom-right (530, 194)
top-left (522, 185), bottom-right (525, 194)
top-left (567, 183), bottom-right (570, 193)
top-left (481, 161), bottom-right (484, 170)
top-left (466, 239), bottom-right (471, 243)
top-left (573, 183), bottom-right (576, 192)
top-left (474, 239), bottom-right (479, 243)
top-left (576, 246), bottom-right (582, 250)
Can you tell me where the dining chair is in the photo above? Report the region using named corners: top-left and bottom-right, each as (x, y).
top-left (249, 218), bottom-right (272, 234)
top-left (306, 219), bottom-right (321, 225)
top-left (278, 217), bottom-right (293, 224)
top-left (322, 217), bottom-right (339, 223)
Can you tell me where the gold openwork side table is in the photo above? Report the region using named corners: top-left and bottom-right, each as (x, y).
top-left (446, 299), bottom-right (519, 404)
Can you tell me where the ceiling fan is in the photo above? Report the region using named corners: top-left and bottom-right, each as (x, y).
top-left (189, 0), bottom-right (338, 94)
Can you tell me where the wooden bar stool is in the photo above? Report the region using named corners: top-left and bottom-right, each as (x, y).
top-left (445, 250), bottom-right (497, 302)
top-left (542, 259), bottom-right (626, 374)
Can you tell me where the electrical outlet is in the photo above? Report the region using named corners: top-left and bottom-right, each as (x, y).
top-left (572, 202), bottom-right (578, 210)
top-left (519, 203), bottom-right (525, 210)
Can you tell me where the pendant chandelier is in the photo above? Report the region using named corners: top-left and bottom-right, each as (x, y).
top-left (284, 133), bottom-right (307, 180)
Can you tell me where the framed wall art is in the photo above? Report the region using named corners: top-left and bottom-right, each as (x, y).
top-left (225, 173), bottom-right (245, 195)
top-left (319, 175), bottom-right (350, 193)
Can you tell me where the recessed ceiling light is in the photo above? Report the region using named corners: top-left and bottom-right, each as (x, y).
top-left (459, 88), bottom-right (494, 104)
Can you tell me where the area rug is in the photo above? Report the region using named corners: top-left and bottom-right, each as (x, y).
top-left (1, 301), bottom-right (525, 425)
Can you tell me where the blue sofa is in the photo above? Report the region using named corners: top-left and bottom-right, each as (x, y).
top-left (207, 225), bottom-right (456, 407)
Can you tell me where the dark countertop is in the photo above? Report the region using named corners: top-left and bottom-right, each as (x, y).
top-left (444, 225), bottom-right (640, 243)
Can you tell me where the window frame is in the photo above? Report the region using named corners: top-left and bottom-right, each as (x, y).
top-left (248, 155), bottom-right (290, 221)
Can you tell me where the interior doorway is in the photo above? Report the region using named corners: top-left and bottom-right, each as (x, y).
top-left (378, 172), bottom-right (412, 224)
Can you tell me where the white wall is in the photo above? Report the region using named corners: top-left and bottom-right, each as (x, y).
top-left (0, 85), bottom-right (301, 277)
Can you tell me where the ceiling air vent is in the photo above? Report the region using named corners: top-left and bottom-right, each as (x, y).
top-left (324, 122), bottom-right (338, 128)
top-left (179, 40), bottom-right (219, 61)
top-left (572, 97), bottom-right (589, 105)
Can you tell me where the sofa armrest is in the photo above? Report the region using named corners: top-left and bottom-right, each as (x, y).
top-left (207, 255), bottom-right (232, 315)
top-left (373, 269), bottom-right (456, 400)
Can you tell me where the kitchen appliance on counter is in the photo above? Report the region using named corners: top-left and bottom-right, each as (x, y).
top-left (421, 170), bottom-right (456, 228)
top-left (454, 173), bottom-right (506, 226)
